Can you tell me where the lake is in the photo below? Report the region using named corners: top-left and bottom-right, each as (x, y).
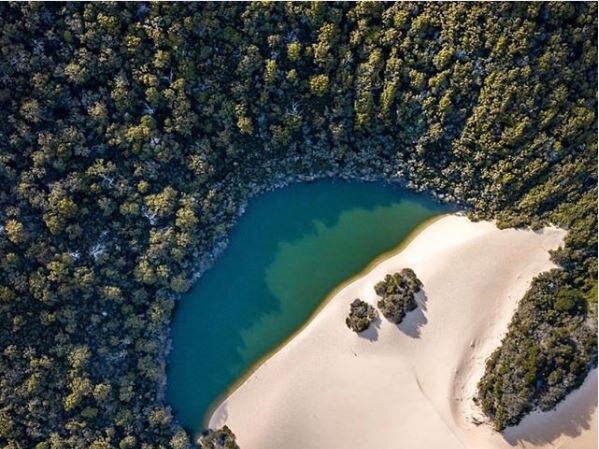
top-left (166, 180), bottom-right (444, 434)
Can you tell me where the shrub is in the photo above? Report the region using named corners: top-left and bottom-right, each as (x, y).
top-left (375, 269), bottom-right (422, 324)
top-left (345, 298), bottom-right (378, 333)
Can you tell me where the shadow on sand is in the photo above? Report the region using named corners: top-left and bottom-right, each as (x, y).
top-left (359, 317), bottom-right (381, 342)
top-left (502, 369), bottom-right (597, 447)
top-left (398, 289), bottom-right (428, 338)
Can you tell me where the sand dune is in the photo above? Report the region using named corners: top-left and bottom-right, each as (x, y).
top-left (208, 215), bottom-right (597, 449)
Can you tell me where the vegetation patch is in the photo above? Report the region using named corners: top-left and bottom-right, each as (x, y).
top-left (198, 426), bottom-right (239, 449)
top-left (375, 269), bottom-right (423, 324)
top-left (346, 298), bottom-right (378, 333)
top-left (476, 271), bottom-right (597, 430)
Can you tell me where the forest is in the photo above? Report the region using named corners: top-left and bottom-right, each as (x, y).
top-left (0, 2), bottom-right (596, 448)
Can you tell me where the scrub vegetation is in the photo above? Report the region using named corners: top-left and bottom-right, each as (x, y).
top-left (197, 427), bottom-right (238, 449)
top-left (0, 2), bottom-right (596, 447)
top-left (375, 269), bottom-right (422, 324)
top-left (346, 298), bottom-right (378, 333)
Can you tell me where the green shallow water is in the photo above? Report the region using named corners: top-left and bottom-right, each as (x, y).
top-left (166, 180), bottom-right (444, 434)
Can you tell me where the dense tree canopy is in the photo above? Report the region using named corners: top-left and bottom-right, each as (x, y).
top-left (0, 2), bottom-right (596, 447)
top-left (346, 298), bottom-right (378, 333)
top-left (375, 268), bottom-right (422, 324)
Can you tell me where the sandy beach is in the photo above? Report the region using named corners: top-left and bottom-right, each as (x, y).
top-left (208, 215), bottom-right (597, 449)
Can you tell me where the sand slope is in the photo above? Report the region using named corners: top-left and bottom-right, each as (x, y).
top-left (208, 215), bottom-right (597, 449)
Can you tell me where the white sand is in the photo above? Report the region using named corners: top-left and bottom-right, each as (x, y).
top-left (208, 215), bottom-right (597, 449)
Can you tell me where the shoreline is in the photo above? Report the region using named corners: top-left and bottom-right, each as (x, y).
top-left (206, 215), bottom-right (596, 449)
top-left (201, 212), bottom-right (448, 431)
top-left (161, 175), bottom-right (450, 435)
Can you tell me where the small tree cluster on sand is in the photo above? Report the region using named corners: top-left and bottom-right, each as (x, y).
top-left (345, 298), bottom-right (378, 333)
top-left (374, 268), bottom-right (423, 324)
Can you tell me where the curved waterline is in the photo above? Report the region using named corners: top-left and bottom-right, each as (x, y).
top-left (202, 212), bottom-right (448, 429)
top-left (166, 181), bottom-right (447, 435)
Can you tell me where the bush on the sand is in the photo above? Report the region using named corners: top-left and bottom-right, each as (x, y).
top-left (346, 298), bottom-right (378, 333)
top-left (476, 272), bottom-right (596, 430)
top-left (375, 269), bottom-right (423, 324)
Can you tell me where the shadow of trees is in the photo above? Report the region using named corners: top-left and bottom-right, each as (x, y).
top-left (398, 289), bottom-right (428, 338)
top-left (359, 316), bottom-right (381, 342)
top-left (502, 369), bottom-right (597, 447)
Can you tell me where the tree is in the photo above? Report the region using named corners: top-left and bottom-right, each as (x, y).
top-left (375, 269), bottom-right (422, 324)
top-left (198, 426), bottom-right (239, 449)
top-left (345, 298), bottom-right (378, 333)
top-left (309, 74), bottom-right (329, 96)
top-left (4, 219), bottom-right (26, 244)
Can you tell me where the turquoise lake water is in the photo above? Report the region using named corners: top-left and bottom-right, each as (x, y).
top-left (166, 181), bottom-right (443, 434)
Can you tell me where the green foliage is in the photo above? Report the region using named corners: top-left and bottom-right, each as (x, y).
top-left (0, 2), bottom-right (595, 447)
top-left (309, 74), bottom-right (330, 96)
top-left (345, 298), bottom-right (378, 333)
top-left (198, 426), bottom-right (239, 449)
top-left (477, 272), bottom-right (597, 430)
top-left (375, 269), bottom-right (423, 324)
